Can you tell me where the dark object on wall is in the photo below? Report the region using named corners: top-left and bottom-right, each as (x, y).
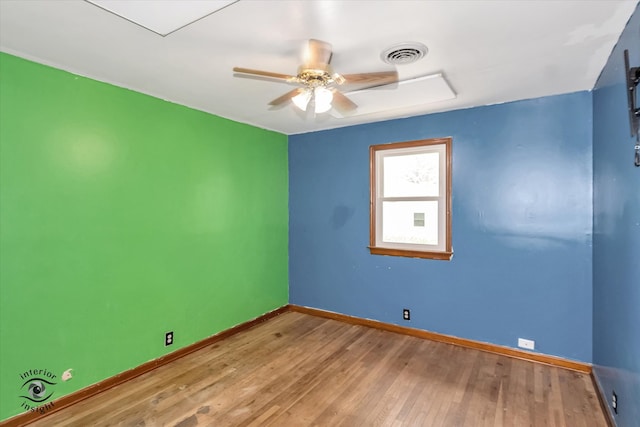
top-left (623, 49), bottom-right (640, 166)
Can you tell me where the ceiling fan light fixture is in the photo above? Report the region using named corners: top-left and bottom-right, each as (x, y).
top-left (292, 89), bottom-right (312, 111)
top-left (314, 87), bottom-right (333, 113)
top-left (292, 86), bottom-right (333, 113)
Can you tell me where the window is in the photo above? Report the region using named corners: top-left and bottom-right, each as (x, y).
top-left (369, 137), bottom-right (452, 260)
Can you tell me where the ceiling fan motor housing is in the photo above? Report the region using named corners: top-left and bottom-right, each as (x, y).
top-left (297, 68), bottom-right (335, 88)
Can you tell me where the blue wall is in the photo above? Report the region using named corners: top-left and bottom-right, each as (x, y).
top-left (289, 92), bottom-right (593, 362)
top-left (593, 4), bottom-right (640, 427)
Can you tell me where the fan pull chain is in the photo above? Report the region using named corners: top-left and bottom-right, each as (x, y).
top-left (635, 143), bottom-right (640, 167)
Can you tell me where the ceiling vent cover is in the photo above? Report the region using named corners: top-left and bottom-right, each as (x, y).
top-left (382, 42), bottom-right (428, 65)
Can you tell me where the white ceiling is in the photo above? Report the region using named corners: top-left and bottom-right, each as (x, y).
top-left (0, 0), bottom-right (638, 135)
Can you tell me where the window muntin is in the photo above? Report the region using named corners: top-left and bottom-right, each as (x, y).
top-left (369, 138), bottom-right (452, 260)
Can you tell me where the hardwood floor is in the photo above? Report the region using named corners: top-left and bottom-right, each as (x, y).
top-left (28, 312), bottom-right (607, 426)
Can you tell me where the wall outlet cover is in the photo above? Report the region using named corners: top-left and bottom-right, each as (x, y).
top-left (517, 338), bottom-right (535, 350)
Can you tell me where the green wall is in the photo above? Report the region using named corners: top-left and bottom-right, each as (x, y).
top-left (0, 53), bottom-right (288, 420)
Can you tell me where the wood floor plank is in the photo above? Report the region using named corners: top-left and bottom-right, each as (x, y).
top-left (361, 340), bottom-right (425, 426)
top-left (26, 312), bottom-right (608, 427)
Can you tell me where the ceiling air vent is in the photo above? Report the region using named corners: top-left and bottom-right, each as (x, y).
top-left (381, 42), bottom-right (428, 65)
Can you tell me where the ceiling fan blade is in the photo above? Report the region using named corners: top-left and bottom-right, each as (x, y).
top-left (305, 39), bottom-right (333, 69)
top-left (269, 88), bottom-right (305, 106)
top-left (340, 70), bottom-right (399, 87)
top-left (233, 67), bottom-right (297, 82)
top-left (331, 90), bottom-right (357, 112)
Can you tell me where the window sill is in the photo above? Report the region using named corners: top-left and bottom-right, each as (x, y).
top-left (368, 246), bottom-right (453, 260)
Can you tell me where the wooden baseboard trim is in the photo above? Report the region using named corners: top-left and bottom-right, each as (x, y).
top-left (591, 370), bottom-right (616, 427)
top-left (288, 304), bottom-right (592, 374)
top-left (0, 305), bottom-right (289, 427)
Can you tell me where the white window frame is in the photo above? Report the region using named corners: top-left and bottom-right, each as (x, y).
top-left (369, 138), bottom-right (453, 260)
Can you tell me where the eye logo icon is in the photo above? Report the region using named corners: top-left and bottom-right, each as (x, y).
top-left (18, 368), bottom-right (58, 414)
top-left (21, 378), bottom-right (55, 403)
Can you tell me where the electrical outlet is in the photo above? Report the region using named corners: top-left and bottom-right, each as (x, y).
top-left (165, 331), bottom-right (174, 346)
top-left (403, 309), bottom-right (410, 321)
top-left (517, 338), bottom-right (535, 350)
top-left (612, 391), bottom-right (618, 414)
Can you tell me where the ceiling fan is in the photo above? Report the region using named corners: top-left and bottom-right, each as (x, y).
top-left (233, 39), bottom-right (399, 115)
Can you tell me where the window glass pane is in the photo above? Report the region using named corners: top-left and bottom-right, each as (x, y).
top-left (383, 152), bottom-right (439, 197)
top-left (382, 201), bottom-right (438, 245)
